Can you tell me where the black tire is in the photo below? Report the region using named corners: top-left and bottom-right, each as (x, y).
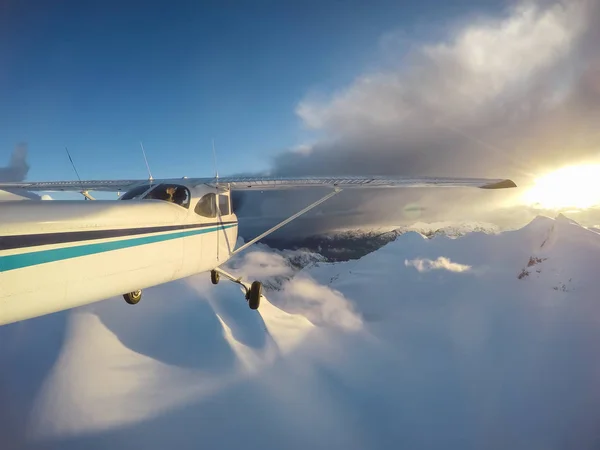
top-left (123, 290), bottom-right (142, 305)
top-left (248, 281), bottom-right (262, 310)
top-left (210, 270), bottom-right (220, 285)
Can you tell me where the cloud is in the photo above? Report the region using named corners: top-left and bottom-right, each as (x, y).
top-left (224, 245), bottom-right (360, 330)
top-left (236, 0), bottom-right (600, 238)
top-left (281, 0), bottom-right (597, 178)
top-left (298, 1), bottom-right (579, 135)
top-left (0, 143), bottom-right (29, 182)
top-left (405, 257), bottom-right (472, 273)
top-left (231, 250), bottom-right (295, 279)
top-left (272, 275), bottom-right (363, 331)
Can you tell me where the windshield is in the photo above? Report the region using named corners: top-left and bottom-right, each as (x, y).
top-left (120, 184), bottom-right (152, 200)
top-left (143, 184), bottom-right (191, 208)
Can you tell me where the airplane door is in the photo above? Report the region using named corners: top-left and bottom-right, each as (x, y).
top-left (189, 193), bottom-right (219, 273)
top-left (183, 230), bottom-right (203, 275)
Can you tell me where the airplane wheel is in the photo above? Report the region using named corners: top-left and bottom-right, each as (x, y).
top-left (211, 270), bottom-right (220, 285)
top-left (248, 281), bottom-right (262, 310)
top-left (123, 290), bottom-right (142, 305)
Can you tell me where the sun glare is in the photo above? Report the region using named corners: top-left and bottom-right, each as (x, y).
top-left (523, 164), bottom-right (600, 210)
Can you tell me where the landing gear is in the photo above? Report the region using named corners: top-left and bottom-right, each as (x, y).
top-left (211, 268), bottom-right (263, 310)
top-left (123, 290), bottom-right (142, 305)
top-left (204, 189), bottom-right (343, 312)
top-left (246, 281), bottom-right (262, 310)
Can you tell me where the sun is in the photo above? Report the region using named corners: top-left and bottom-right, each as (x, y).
top-left (523, 164), bottom-right (600, 210)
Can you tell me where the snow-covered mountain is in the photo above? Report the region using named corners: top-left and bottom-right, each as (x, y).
top-left (262, 221), bottom-right (501, 262)
top-left (2, 214), bottom-right (600, 450)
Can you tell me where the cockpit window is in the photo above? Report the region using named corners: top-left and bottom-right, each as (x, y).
top-left (195, 193), bottom-right (217, 217)
top-left (144, 184), bottom-right (191, 208)
top-left (120, 184), bottom-right (152, 200)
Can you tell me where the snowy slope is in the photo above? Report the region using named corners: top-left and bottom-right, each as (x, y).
top-left (262, 221), bottom-right (501, 261)
top-left (2, 215), bottom-right (600, 450)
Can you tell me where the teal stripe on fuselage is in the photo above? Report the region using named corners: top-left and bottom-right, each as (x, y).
top-left (0, 223), bottom-right (237, 273)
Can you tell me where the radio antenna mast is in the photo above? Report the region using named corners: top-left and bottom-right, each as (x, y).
top-left (140, 141), bottom-right (154, 183)
top-left (212, 139), bottom-right (219, 184)
top-left (213, 138), bottom-right (221, 261)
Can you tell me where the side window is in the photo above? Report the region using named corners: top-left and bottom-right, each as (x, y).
top-left (195, 193), bottom-right (217, 217)
top-left (218, 195), bottom-right (230, 216)
top-left (145, 184), bottom-right (191, 208)
top-left (173, 186), bottom-right (191, 208)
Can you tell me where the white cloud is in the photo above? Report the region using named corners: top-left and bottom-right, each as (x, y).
top-left (232, 250), bottom-right (295, 279)
top-left (291, 143), bottom-right (314, 156)
top-left (405, 256), bottom-right (472, 273)
top-left (224, 246), bottom-right (361, 330)
top-left (273, 275), bottom-right (363, 331)
top-left (296, 1), bottom-right (589, 134)
top-left (422, 2), bottom-right (584, 103)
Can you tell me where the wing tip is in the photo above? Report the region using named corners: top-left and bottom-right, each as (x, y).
top-left (480, 179), bottom-right (518, 189)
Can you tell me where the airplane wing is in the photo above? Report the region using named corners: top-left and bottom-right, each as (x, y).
top-left (0, 179), bottom-right (147, 192)
top-left (0, 176), bottom-right (517, 192)
top-left (208, 176), bottom-right (517, 190)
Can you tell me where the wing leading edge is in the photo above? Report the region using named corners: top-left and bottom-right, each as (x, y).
top-left (209, 176), bottom-right (517, 190)
top-left (0, 176), bottom-right (517, 193)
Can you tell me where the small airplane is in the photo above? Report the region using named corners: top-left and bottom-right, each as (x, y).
top-left (0, 158), bottom-right (517, 326)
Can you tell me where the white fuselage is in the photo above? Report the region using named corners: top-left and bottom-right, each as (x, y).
top-left (0, 184), bottom-right (237, 326)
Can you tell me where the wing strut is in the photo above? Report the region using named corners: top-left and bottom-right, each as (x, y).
top-left (230, 188), bottom-right (342, 257)
top-left (65, 147), bottom-right (96, 200)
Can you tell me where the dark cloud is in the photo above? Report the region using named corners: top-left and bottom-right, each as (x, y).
top-left (0, 142), bottom-right (30, 182)
top-left (0, 143), bottom-right (40, 200)
top-left (236, 0), bottom-right (600, 239)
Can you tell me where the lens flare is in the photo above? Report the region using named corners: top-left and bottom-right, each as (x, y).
top-left (523, 164), bottom-right (600, 210)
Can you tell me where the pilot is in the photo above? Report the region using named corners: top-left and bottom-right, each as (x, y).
top-left (165, 186), bottom-right (177, 202)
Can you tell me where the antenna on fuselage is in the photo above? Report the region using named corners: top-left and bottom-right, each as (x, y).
top-left (140, 141), bottom-right (154, 183)
top-left (65, 147), bottom-right (94, 200)
top-left (212, 139), bottom-right (219, 186)
top-left (213, 138), bottom-right (220, 261)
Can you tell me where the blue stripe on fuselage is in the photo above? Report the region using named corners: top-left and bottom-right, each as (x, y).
top-left (0, 223), bottom-right (237, 273)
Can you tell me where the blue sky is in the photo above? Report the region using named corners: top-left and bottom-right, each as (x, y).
top-left (0, 0), bottom-right (501, 182)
